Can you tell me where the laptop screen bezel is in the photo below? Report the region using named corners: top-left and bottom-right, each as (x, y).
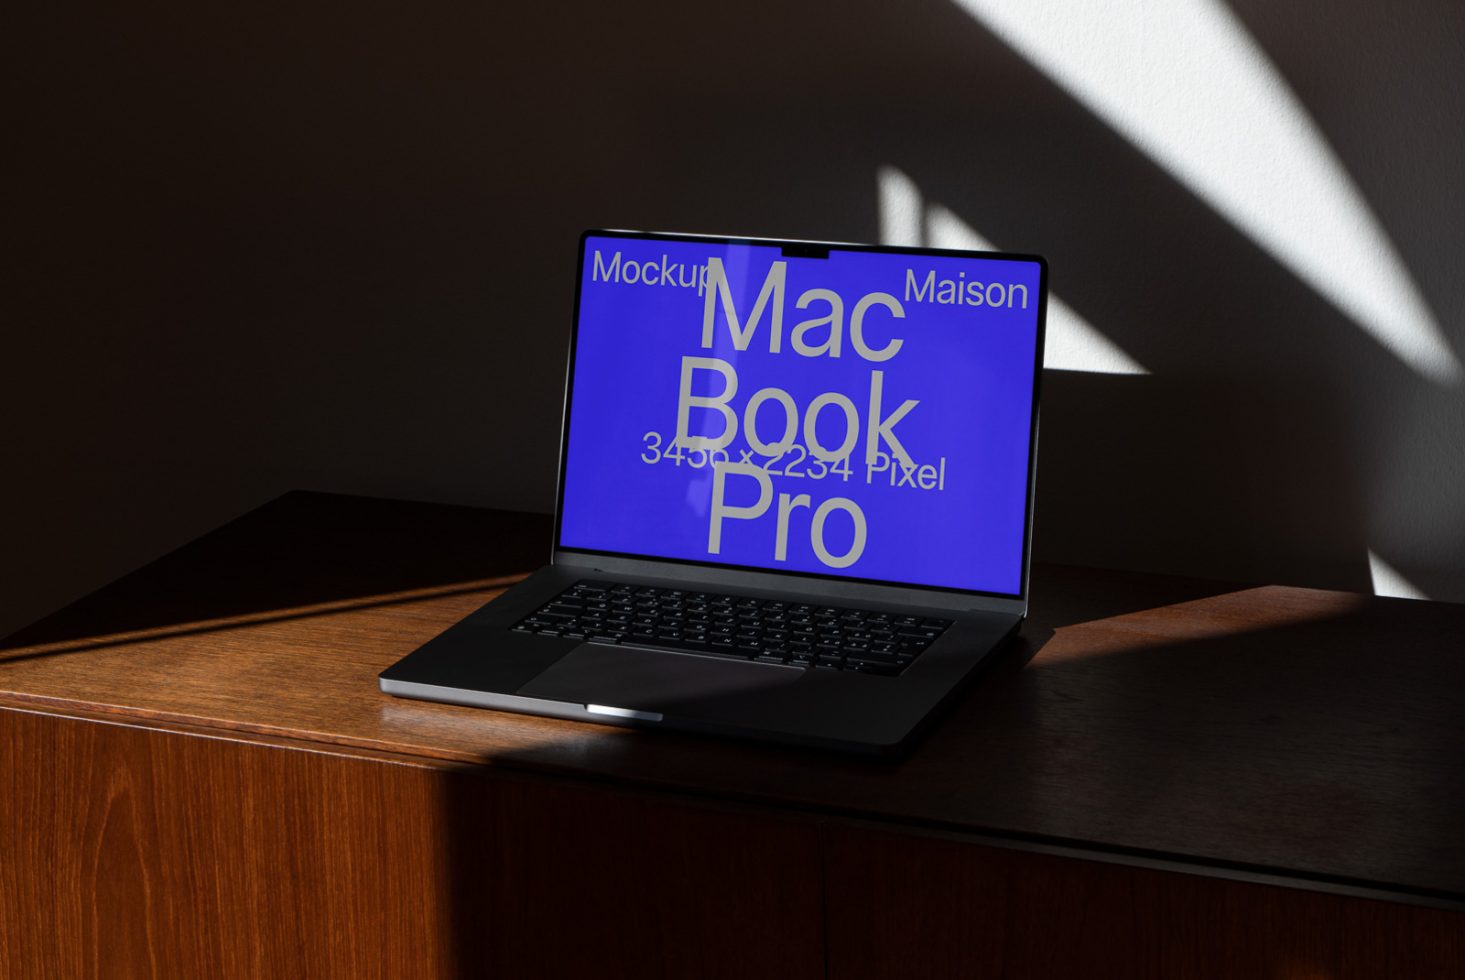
top-left (550, 228), bottom-right (1048, 607)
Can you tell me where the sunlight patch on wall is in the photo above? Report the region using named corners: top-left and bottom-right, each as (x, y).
top-left (878, 166), bottom-right (1146, 376)
top-left (877, 164), bottom-right (924, 248)
top-left (950, 0), bottom-right (1461, 385)
top-left (1367, 549), bottom-right (1428, 600)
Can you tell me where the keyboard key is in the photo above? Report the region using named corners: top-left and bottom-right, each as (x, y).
top-left (658, 636), bottom-right (713, 653)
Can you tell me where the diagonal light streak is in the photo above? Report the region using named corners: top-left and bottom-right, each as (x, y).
top-left (1367, 549), bottom-right (1428, 600)
top-left (878, 166), bottom-right (1147, 375)
top-left (951, 0), bottom-right (1461, 384)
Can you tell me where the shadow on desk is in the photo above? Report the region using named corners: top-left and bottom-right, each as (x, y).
top-left (446, 593), bottom-right (1465, 977)
top-left (0, 491), bottom-right (550, 659)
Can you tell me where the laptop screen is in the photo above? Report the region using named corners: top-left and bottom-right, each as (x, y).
top-left (556, 231), bottom-right (1045, 598)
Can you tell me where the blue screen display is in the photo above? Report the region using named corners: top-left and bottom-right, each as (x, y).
top-left (558, 234), bottom-right (1044, 596)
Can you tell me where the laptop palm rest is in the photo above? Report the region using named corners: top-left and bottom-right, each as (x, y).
top-left (517, 643), bottom-right (803, 715)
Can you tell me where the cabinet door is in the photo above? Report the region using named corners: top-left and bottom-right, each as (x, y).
top-left (823, 825), bottom-right (1465, 980)
top-left (0, 708), bottom-right (825, 980)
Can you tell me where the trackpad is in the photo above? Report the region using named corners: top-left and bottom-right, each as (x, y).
top-left (517, 643), bottom-right (803, 714)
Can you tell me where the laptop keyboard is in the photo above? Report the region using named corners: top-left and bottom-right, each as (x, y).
top-left (511, 580), bottom-right (952, 676)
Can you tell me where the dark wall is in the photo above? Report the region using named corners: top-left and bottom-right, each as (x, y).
top-left (7, 0), bottom-right (1463, 637)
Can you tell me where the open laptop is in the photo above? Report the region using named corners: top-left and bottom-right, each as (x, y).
top-left (380, 229), bottom-right (1047, 755)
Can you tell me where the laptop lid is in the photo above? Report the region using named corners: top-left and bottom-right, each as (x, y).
top-left (552, 230), bottom-right (1047, 614)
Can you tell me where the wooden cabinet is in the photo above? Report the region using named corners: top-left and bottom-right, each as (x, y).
top-left (3, 493), bottom-right (1462, 977)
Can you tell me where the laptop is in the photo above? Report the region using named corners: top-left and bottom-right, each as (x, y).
top-left (380, 229), bottom-right (1047, 755)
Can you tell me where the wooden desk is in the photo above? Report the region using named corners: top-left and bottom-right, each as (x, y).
top-left (2, 492), bottom-right (1462, 977)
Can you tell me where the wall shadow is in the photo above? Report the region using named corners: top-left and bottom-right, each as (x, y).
top-left (9, 0), bottom-right (1465, 637)
top-left (0, 492), bottom-right (550, 651)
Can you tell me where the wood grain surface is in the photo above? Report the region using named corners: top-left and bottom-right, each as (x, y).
top-left (7, 705), bottom-right (1461, 980)
top-left (0, 706), bottom-right (825, 980)
top-left (3, 491), bottom-right (1464, 908)
top-left (824, 826), bottom-right (1465, 978)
